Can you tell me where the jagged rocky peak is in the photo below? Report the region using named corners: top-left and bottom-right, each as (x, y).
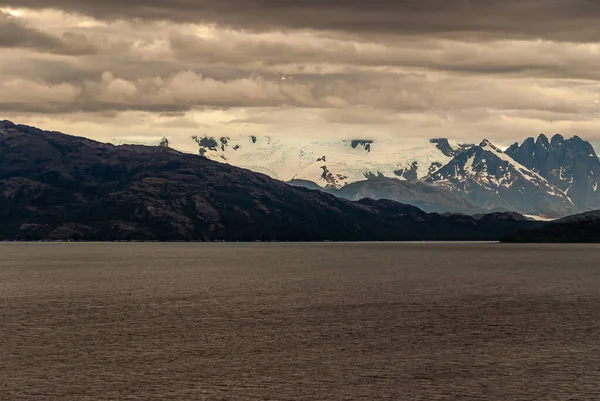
top-left (551, 133), bottom-right (565, 146)
top-left (479, 139), bottom-right (507, 154)
top-left (430, 138), bottom-right (455, 157)
top-left (533, 134), bottom-right (551, 166)
top-left (479, 138), bottom-right (493, 148)
top-left (427, 139), bottom-right (506, 183)
top-left (536, 133), bottom-right (550, 147)
top-left (506, 133), bottom-right (600, 209)
top-left (506, 142), bottom-right (520, 155)
top-left (425, 138), bottom-right (576, 218)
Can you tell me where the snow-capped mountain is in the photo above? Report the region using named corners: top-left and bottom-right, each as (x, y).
top-left (506, 134), bottom-right (600, 209)
top-left (192, 135), bottom-right (464, 188)
top-left (187, 132), bottom-right (599, 217)
top-left (424, 139), bottom-right (577, 218)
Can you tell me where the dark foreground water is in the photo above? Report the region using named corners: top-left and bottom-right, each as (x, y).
top-left (1, 243), bottom-right (600, 400)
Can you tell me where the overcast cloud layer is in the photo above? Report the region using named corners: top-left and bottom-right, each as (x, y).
top-left (1, 1), bottom-right (600, 147)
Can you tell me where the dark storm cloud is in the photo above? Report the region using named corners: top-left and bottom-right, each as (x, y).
top-left (167, 32), bottom-right (600, 82)
top-left (0, 11), bottom-right (127, 54)
top-left (2, 0), bottom-right (600, 41)
top-left (0, 11), bottom-right (62, 50)
top-left (3, 0), bottom-right (600, 143)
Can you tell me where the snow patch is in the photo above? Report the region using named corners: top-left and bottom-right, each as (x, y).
top-left (192, 135), bottom-right (455, 188)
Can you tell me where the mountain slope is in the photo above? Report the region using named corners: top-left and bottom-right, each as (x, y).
top-left (425, 139), bottom-right (576, 218)
top-left (189, 131), bottom-right (600, 217)
top-left (506, 134), bottom-right (600, 209)
top-left (325, 177), bottom-right (485, 215)
top-left (0, 120), bottom-right (538, 241)
top-left (192, 135), bottom-right (460, 188)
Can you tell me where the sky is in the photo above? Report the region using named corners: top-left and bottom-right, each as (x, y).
top-left (1, 0), bottom-right (600, 149)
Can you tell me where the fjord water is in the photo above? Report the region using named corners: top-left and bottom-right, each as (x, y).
top-left (2, 243), bottom-right (600, 400)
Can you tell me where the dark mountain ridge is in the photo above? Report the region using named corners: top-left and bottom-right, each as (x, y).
top-left (503, 207), bottom-right (600, 243)
top-left (506, 133), bottom-right (600, 209)
top-left (0, 120), bottom-right (540, 241)
top-left (503, 218), bottom-right (600, 243)
top-left (556, 209), bottom-right (600, 223)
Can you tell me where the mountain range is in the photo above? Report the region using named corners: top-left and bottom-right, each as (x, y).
top-left (192, 134), bottom-right (463, 188)
top-left (424, 139), bottom-right (577, 217)
top-left (1, 120), bottom-right (548, 242)
top-left (194, 132), bottom-right (600, 218)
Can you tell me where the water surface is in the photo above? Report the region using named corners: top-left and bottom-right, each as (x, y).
top-left (1, 243), bottom-right (600, 400)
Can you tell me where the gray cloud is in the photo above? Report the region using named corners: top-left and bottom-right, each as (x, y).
top-left (168, 32), bottom-right (600, 82)
top-left (2, 65), bottom-right (596, 118)
top-left (1, 2), bottom-right (600, 145)
top-left (0, 11), bottom-right (101, 55)
top-left (3, 0), bottom-right (600, 42)
top-left (0, 11), bottom-right (128, 54)
top-left (0, 11), bottom-right (62, 50)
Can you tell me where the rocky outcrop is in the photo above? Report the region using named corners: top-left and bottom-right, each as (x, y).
top-left (430, 138), bottom-right (456, 157)
top-left (350, 140), bottom-right (373, 152)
